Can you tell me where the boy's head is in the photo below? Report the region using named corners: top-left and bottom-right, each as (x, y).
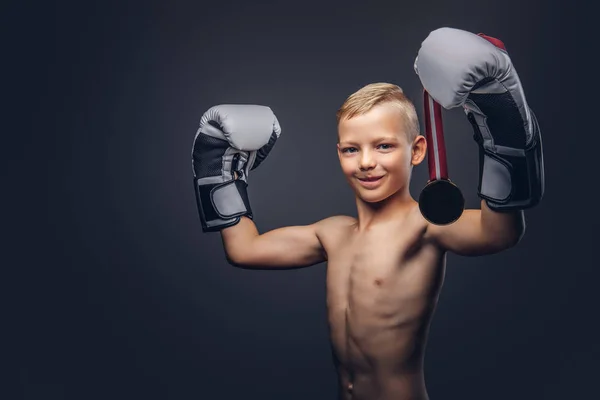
top-left (336, 83), bottom-right (426, 203)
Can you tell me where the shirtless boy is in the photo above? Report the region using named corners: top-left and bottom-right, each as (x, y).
top-left (191, 28), bottom-right (544, 400)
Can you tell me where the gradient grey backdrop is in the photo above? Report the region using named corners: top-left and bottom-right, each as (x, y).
top-left (8, 0), bottom-right (595, 399)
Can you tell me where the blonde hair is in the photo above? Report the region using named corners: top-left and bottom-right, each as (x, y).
top-left (336, 83), bottom-right (420, 143)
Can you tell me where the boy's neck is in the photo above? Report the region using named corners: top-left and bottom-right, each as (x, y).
top-left (354, 189), bottom-right (416, 232)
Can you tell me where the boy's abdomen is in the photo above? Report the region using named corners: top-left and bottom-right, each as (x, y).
top-left (326, 256), bottom-right (445, 398)
top-left (336, 371), bottom-right (429, 400)
top-left (328, 299), bottom-right (435, 399)
top-left (324, 214), bottom-right (446, 399)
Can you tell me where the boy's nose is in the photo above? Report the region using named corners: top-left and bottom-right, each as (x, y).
top-left (359, 152), bottom-right (376, 170)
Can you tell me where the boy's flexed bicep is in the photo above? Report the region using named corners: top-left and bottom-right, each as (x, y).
top-left (424, 200), bottom-right (525, 257)
top-left (221, 216), bottom-right (329, 269)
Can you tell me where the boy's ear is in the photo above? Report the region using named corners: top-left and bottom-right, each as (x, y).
top-left (411, 135), bottom-right (427, 166)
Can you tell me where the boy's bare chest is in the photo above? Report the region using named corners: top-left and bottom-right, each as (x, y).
top-left (334, 233), bottom-right (405, 281)
top-left (325, 220), bottom-right (438, 305)
top-left (321, 215), bottom-right (446, 369)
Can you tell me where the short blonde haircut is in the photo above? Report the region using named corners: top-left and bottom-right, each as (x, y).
top-left (336, 83), bottom-right (420, 143)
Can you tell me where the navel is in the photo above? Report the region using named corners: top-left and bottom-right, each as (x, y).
top-left (374, 278), bottom-right (383, 286)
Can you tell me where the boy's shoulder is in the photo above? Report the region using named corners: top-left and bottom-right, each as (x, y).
top-left (314, 215), bottom-right (357, 240)
top-left (317, 215), bottom-right (357, 228)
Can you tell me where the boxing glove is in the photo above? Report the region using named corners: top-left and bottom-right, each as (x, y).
top-left (414, 27), bottom-right (544, 211)
top-left (192, 104), bottom-right (281, 232)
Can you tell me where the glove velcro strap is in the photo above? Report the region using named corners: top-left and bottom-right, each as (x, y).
top-left (478, 151), bottom-right (520, 204)
top-left (194, 179), bottom-right (253, 232)
top-left (211, 179), bottom-right (253, 218)
top-left (478, 142), bottom-right (543, 211)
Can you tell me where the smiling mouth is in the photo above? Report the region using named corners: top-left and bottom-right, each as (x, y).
top-left (358, 176), bottom-right (384, 182)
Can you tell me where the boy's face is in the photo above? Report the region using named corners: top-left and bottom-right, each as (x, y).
top-left (337, 103), bottom-right (423, 203)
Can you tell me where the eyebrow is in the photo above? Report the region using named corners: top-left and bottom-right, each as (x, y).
top-left (339, 136), bottom-right (400, 145)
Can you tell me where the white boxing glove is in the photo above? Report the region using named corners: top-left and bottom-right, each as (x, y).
top-left (415, 27), bottom-right (544, 211)
top-left (192, 104), bottom-right (281, 232)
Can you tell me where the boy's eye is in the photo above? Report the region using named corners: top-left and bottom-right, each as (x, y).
top-left (341, 144), bottom-right (393, 153)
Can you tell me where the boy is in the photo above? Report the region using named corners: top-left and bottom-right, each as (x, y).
top-left (192, 28), bottom-right (543, 400)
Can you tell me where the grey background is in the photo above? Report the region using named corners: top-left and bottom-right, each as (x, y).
top-left (8, 0), bottom-right (596, 399)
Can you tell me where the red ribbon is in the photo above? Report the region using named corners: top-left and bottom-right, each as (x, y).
top-left (423, 90), bottom-right (448, 182)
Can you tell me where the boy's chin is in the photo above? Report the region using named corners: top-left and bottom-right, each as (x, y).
top-left (354, 188), bottom-right (396, 203)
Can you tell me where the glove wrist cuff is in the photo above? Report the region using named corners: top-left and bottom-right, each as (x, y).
top-left (194, 178), bottom-right (253, 232)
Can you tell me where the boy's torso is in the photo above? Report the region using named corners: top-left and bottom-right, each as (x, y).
top-left (318, 204), bottom-right (447, 400)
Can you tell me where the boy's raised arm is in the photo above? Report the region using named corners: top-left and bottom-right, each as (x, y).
top-left (426, 200), bottom-right (525, 256)
top-left (415, 29), bottom-right (544, 256)
top-left (221, 216), bottom-right (327, 269)
top-left (191, 104), bottom-right (328, 269)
